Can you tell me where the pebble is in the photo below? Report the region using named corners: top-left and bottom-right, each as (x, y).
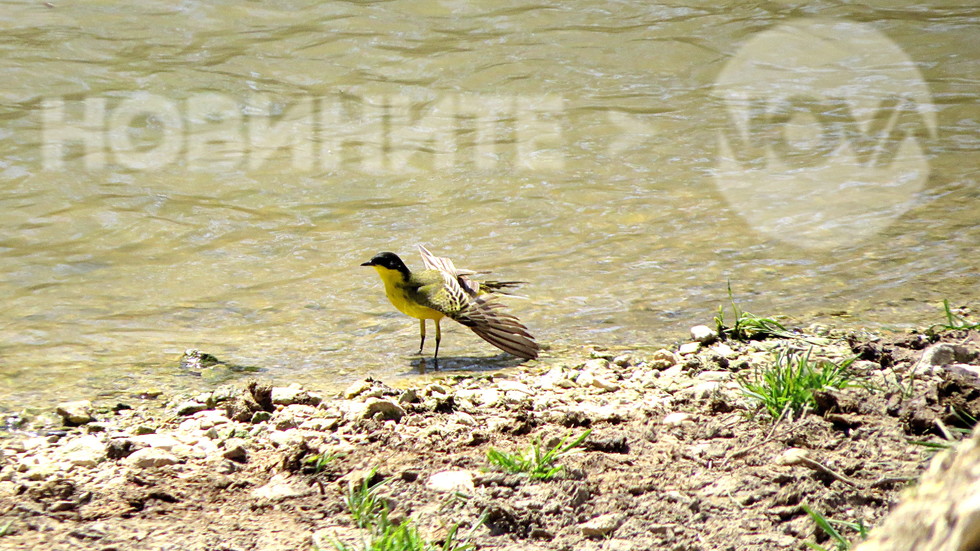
top-left (56, 400), bottom-right (94, 425)
top-left (175, 400), bottom-right (207, 416)
top-left (126, 447), bottom-right (179, 468)
top-left (662, 412), bottom-right (693, 428)
top-left (251, 473), bottom-right (313, 501)
top-left (426, 470), bottom-right (475, 493)
top-left (648, 349), bottom-right (678, 369)
top-left (776, 447), bottom-right (809, 466)
top-left (362, 398), bottom-right (406, 422)
top-left (580, 512), bottom-right (624, 537)
top-left (221, 438), bottom-right (248, 462)
top-left (690, 325), bottom-right (718, 344)
top-left (678, 342), bottom-right (701, 355)
top-left (271, 383), bottom-right (321, 406)
top-left (61, 435), bottom-right (105, 467)
top-left (130, 433), bottom-right (182, 450)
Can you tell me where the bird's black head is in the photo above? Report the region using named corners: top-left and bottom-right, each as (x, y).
top-left (361, 252), bottom-right (410, 276)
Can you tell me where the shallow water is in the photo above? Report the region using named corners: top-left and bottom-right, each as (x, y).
top-left (1, 1), bottom-right (977, 409)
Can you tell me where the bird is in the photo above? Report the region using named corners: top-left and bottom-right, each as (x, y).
top-left (361, 245), bottom-right (539, 361)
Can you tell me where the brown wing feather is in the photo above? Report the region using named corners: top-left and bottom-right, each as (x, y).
top-left (452, 297), bottom-right (539, 360)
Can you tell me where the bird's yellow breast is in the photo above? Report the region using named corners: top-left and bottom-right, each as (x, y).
top-left (371, 265), bottom-right (445, 321)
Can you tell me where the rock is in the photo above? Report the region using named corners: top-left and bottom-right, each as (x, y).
top-left (271, 383), bottom-right (321, 406)
top-left (56, 400), bottom-right (94, 425)
top-left (363, 398), bottom-right (406, 422)
top-left (776, 447), bottom-right (809, 466)
top-left (130, 433), bottom-right (182, 450)
top-left (174, 400), bottom-right (207, 416)
top-left (580, 513), bottom-right (624, 537)
top-left (662, 412), bottom-right (693, 428)
top-left (648, 349), bottom-right (678, 370)
top-left (221, 438), bottom-right (248, 462)
top-left (678, 342), bottom-right (700, 355)
top-left (426, 470), bottom-right (475, 493)
top-left (61, 435), bottom-right (105, 467)
top-left (193, 410), bottom-right (231, 429)
top-left (590, 376), bottom-right (620, 393)
top-left (853, 425), bottom-right (980, 551)
top-left (126, 447), bottom-right (179, 468)
top-left (582, 358), bottom-right (611, 371)
top-left (251, 473), bottom-right (313, 501)
top-left (915, 343), bottom-right (978, 374)
top-left (711, 342), bottom-right (737, 358)
top-left (539, 365), bottom-right (577, 389)
top-left (455, 388), bottom-right (501, 407)
top-left (690, 325), bottom-right (718, 344)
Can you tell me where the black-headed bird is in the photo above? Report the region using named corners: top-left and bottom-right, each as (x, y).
top-left (361, 245), bottom-right (539, 361)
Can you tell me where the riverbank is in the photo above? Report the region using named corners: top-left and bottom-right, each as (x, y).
top-left (2, 324), bottom-right (979, 551)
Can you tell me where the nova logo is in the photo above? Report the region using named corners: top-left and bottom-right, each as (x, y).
top-left (713, 19), bottom-right (936, 250)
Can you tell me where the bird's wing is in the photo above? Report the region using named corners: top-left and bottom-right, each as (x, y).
top-left (418, 245), bottom-right (480, 295)
top-left (451, 297), bottom-right (540, 360)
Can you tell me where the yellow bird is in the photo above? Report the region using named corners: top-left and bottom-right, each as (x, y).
top-left (361, 245), bottom-right (539, 361)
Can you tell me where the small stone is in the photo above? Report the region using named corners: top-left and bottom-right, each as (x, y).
top-left (583, 358), bottom-right (611, 371)
top-left (678, 342), bottom-right (700, 355)
top-left (590, 376), bottom-right (620, 393)
top-left (175, 400), bottom-right (207, 416)
top-left (648, 349), bottom-right (678, 369)
top-left (690, 325), bottom-right (719, 344)
top-left (776, 447), bottom-right (809, 466)
top-left (363, 398), bottom-right (405, 422)
top-left (271, 383), bottom-right (321, 406)
top-left (221, 438), bottom-right (248, 463)
top-left (251, 411), bottom-right (272, 423)
top-left (131, 433), bottom-right (183, 450)
top-left (426, 470), bottom-right (475, 493)
top-left (399, 389), bottom-right (419, 404)
top-left (251, 473), bottom-right (313, 501)
top-left (580, 513), bottom-right (624, 537)
top-left (127, 447), bottom-right (179, 468)
top-left (56, 400), bottom-right (94, 425)
top-left (61, 435), bottom-right (105, 467)
top-left (711, 342), bottom-right (737, 358)
top-left (662, 412), bottom-right (693, 428)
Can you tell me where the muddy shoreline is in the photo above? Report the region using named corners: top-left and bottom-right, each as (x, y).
top-left (2, 325), bottom-right (979, 551)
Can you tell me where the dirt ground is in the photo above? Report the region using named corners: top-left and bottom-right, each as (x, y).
top-left (2, 327), bottom-right (979, 551)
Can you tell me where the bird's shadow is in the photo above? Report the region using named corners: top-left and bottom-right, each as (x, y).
top-left (407, 354), bottom-right (527, 375)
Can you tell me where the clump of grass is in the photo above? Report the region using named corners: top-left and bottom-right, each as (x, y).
top-left (330, 468), bottom-right (478, 551)
top-left (346, 469), bottom-right (390, 529)
top-left (714, 281), bottom-right (792, 341)
top-left (0, 520), bottom-right (12, 537)
top-left (928, 299), bottom-right (980, 334)
top-left (738, 348), bottom-right (856, 419)
top-left (802, 504), bottom-right (868, 551)
top-left (304, 451), bottom-right (338, 475)
top-left (486, 429), bottom-right (592, 480)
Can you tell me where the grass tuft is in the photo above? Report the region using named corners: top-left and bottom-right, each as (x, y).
top-left (331, 468), bottom-right (479, 551)
top-left (0, 520), bottom-right (11, 537)
top-left (738, 348), bottom-right (856, 419)
top-left (714, 281), bottom-right (792, 341)
top-left (928, 299), bottom-right (980, 334)
top-left (802, 504), bottom-right (868, 551)
top-left (486, 429), bottom-right (592, 480)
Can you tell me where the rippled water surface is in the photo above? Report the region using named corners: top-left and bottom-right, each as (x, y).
top-left (1, 1), bottom-right (977, 408)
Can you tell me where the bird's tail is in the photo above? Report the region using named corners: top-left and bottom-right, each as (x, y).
top-left (478, 280), bottom-right (526, 296)
top-left (457, 298), bottom-right (539, 360)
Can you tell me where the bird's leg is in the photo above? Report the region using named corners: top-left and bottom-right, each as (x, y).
top-left (434, 319), bottom-right (442, 361)
top-left (418, 319), bottom-right (426, 355)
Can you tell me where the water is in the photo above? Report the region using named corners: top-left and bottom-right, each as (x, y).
top-left (1, 0), bottom-right (977, 409)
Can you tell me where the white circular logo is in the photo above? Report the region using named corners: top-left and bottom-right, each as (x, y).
top-left (713, 19), bottom-right (936, 250)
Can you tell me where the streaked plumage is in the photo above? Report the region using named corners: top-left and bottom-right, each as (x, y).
top-left (361, 246), bottom-right (539, 361)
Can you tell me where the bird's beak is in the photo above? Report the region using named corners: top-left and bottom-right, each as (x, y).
top-left (360, 260), bottom-right (374, 267)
